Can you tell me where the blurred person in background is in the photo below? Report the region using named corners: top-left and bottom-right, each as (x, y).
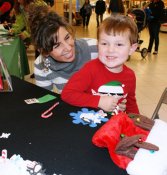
top-left (80, 0), bottom-right (92, 28)
top-left (9, 0), bottom-right (46, 47)
top-left (95, 0), bottom-right (106, 27)
top-left (108, 0), bottom-right (124, 14)
top-left (8, 0), bottom-right (33, 46)
top-left (147, 0), bottom-right (164, 55)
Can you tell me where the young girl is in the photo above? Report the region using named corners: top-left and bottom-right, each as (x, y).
top-left (29, 5), bottom-right (98, 93)
top-left (61, 14), bottom-right (139, 114)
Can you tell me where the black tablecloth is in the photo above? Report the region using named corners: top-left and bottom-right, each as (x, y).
top-left (0, 76), bottom-right (127, 175)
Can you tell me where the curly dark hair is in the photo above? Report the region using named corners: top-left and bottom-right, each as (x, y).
top-left (29, 5), bottom-right (74, 55)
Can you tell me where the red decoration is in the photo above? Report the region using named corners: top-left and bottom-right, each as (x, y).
top-left (92, 113), bottom-right (149, 169)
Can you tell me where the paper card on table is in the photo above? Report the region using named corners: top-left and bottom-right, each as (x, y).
top-left (37, 94), bottom-right (56, 103)
top-left (24, 98), bottom-right (39, 104)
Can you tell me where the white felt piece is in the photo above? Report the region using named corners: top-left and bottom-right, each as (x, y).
top-left (126, 119), bottom-right (167, 175)
top-left (0, 158), bottom-right (29, 175)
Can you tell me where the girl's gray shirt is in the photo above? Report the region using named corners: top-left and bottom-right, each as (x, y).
top-left (34, 38), bottom-right (98, 93)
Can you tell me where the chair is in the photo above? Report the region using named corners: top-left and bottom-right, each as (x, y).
top-left (151, 87), bottom-right (167, 120)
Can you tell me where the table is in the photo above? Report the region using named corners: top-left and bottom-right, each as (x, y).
top-left (0, 35), bottom-right (30, 79)
top-left (0, 76), bottom-right (128, 175)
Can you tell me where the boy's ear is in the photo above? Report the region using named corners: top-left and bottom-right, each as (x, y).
top-left (129, 43), bottom-right (138, 55)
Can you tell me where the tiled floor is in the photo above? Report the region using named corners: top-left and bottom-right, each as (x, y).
top-left (25, 11), bottom-right (167, 121)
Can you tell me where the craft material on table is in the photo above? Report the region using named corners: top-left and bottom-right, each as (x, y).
top-left (41, 102), bottom-right (59, 118)
top-left (69, 108), bottom-right (108, 127)
top-left (24, 94), bottom-right (56, 104)
top-left (0, 150), bottom-right (46, 175)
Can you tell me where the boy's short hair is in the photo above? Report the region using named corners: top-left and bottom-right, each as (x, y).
top-left (29, 5), bottom-right (74, 55)
top-left (97, 14), bottom-right (138, 44)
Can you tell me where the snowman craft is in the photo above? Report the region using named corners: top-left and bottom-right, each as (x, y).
top-left (92, 113), bottom-right (167, 175)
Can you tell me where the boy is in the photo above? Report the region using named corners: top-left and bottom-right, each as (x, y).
top-left (61, 14), bottom-right (139, 114)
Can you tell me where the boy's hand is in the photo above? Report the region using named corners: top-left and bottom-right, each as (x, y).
top-left (118, 99), bottom-right (127, 112)
top-left (98, 96), bottom-right (118, 112)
